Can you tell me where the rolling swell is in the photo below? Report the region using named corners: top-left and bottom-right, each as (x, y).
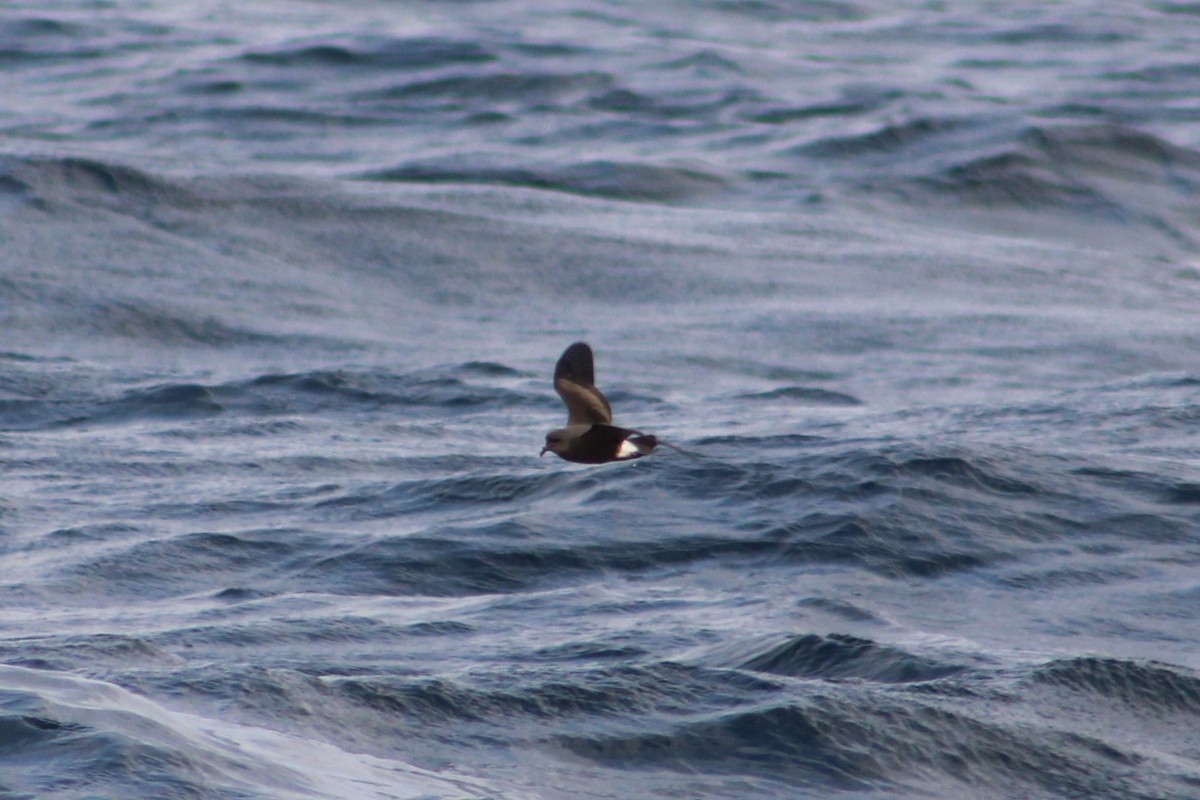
top-left (83, 301), bottom-right (284, 348)
top-left (540, 649), bottom-right (1196, 800)
top-left (0, 366), bottom-right (537, 431)
top-left (289, 523), bottom-right (784, 597)
top-left (4, 0), bottom-right (1200, 232)
top-left (925, 124), bottom-right (1200, 205)
top-left (241, 36), bottom-right (495, 71)
top-left (1030, 656), bottom-right (1200, 716)
top-left (913, 125), bottom-right (1200, 242)
top-left (0, 155), bottom-right (196, 214)
top-left (6, 3), bottom-right (1200, 798)
top-left (796, 118), bottom-right (1200, 244)
top-left (0, 672), bottom-right (266, 800)
top-left (114, 632), bottom-right (1199, 798)
top-left (739, 633), bottom-right (967, 683)
top-left (363, 157), bottom-right (728, 203)
top-left (557, 695), bottom-right (1166, 798)
top-left (0, 154), bottom-right (764, 334)
top-left (0, 666), bottom-right (481, 800)
top-left (298, 443), bottom-right (1070, 597)
top-left (35, 433), bottom-right (1171, 608)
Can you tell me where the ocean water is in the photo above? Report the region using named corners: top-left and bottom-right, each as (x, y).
top-left (3, 1), bottom-right (1200, 798)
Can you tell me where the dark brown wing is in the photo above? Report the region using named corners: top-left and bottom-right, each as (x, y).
top-left (553, 342), bottom-right (612, 425)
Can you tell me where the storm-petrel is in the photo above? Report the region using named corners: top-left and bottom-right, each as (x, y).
top-left (540, 342), bottom-right (657, 464)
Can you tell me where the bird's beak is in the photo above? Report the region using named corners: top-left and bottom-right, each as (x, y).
top-left (539, 447), bottom-right (548, 457)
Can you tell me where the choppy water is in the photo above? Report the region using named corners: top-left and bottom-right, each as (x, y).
top-left (4, 2), bottom-right (1200, 799)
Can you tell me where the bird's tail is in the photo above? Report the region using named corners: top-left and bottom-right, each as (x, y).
top-left (652, 438), bottom-right (703, 461)
top-left (628, 433), bottom-right (657, 456)
top-left (625, 431), bottom-right (702, 461)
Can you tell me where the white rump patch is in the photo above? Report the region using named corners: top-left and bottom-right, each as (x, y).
top-left (616, 439), bottom-right (643, 459)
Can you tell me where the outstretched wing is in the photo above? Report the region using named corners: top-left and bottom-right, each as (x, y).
top-left (553, 342), bottom-right (612, 425)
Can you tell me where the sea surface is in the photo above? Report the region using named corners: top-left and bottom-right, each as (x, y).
top-left (3, 1), bottom-right (1200, 798)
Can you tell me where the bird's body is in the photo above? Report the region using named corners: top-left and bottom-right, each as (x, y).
top-left (541, 342), bottom-right (657, 464)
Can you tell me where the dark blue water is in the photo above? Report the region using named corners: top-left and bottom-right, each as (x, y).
top-left (4, 2), bottom-right (1200, 798)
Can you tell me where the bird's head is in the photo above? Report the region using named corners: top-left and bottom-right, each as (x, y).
top-left (540, 429), bottom-right (569, 458)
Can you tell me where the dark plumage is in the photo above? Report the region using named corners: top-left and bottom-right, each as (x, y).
top-left (541, 342), bottom-right (657, 464)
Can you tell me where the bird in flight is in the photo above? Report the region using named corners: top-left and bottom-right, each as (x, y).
top-left (541, 342), bottom-right (657, 464)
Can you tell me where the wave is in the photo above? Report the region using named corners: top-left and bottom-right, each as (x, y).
top-left (794, 119), bottom-right (1200, 243)
top-left (0, 16), bottom-right (106, 63)
top-left (283, 523), bottom-right (782, 598)
top-left (362, 156), bottom-right (728, 203)
top-left (41, 444), bottom-right (1066, 601)
top-left (245, 369), bottom-right (531, 410)
top-left (739, 633), bottom-right (967, 683)
top-left (324, 662), bottom-right (748, 724)
top-left (545, 652), bottom-right (1200, 798)
top-left (736, 386), bottom-right (863, 406)
top-left (799, 116), bottom-right (966, 159)
top-left (555, 693), bottom-right (1173, 798)
top-left (0, 154), bottom-right (761, 350)
top-left (915, 124), bottom-right (1200, 239)
top-left (0, 364), bottom-right (539, 431)
top-left (241, 35), bottom-right (495, 71)
top-left (56, 530), bottom-right (308, 601)
top-left (706, 0), bottom-right (865, 22)
top-left (89, 638), bottom-right (1198, 799)
top-left (0, 155), bottom-right (194, 213)
top-left (1030, 656), bottom-right (1200, 716)
top-left (86, 301), bottom-right (281, 347)
top-left (0, 665), bottom-right (489, 800)
top-left (360, 70), bottom-right (613, 104)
